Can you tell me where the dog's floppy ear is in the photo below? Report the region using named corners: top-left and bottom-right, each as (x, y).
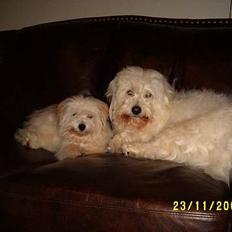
top-left (151, 73), bottom-right (174, 105)
top-left (56, 98), bottom-right (71, 123)
top-left (106, 78), bottom-right (118, 121)
top-left (57, 100), bottom-right (66, 123)
top-left (97, 101), bottom-right (109, 127)
top-left (106, 79), bottom-right (116, 120)
top-left (157, 78), bottom-right (174, 105)
top-left (106, 79), bottom-right (116, 103)
top-left (163, 79), bottom-right (174, 104)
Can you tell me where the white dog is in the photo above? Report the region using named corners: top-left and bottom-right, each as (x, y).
top-left (15, 96), bottom-right (112, 160)
top-left (107, 66), bottom-right (232, 183)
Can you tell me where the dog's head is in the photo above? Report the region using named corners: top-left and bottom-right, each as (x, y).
top-left (106, 66), bottom-right (173, 134)
top-left (57, 96), bottom-right (109, 139)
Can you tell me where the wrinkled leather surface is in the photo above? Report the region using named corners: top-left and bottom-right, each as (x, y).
top-left (0, 16), bottom-right (232, 231)
top-left (0, 154), bottom-right (230, 232)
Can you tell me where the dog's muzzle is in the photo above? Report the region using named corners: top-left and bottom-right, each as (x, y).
top-left (131, 105), bottom-right (142, 116)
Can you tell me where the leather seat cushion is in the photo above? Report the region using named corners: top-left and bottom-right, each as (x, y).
top-left (0, 153), bottom-right (229, 232)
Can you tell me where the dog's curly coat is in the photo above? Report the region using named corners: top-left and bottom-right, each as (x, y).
top-left (107, 66), bottom-right (232, 183)
top-left (15, 96), bottom-right (112, 160)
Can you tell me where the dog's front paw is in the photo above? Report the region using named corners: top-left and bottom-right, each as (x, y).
top-left (108, 136), bottom-right (124, 153)
top-left (122, 143), bottom-right (144, 158)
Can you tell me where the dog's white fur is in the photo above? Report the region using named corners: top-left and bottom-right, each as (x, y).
top-left (107, 66), bottom-right (232, 183)
top-left (15, 96), bottom-right (112, 160)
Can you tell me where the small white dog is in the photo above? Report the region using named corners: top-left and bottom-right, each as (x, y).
top-left (107, 66), bottom-right (232, 183)
top-left (15, 95), bottom-right (112, 160)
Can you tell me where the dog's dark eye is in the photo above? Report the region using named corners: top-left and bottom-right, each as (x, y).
top-left (127, 90), bottom-right (134, 96)
top-left (72, 113), bottom-right (77, 117)
top-left (144, 92), bottom-right (152, 98)
top-left (87, 115), bottom-right (93, 119)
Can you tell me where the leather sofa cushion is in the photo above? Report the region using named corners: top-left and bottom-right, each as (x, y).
top-left (0, 153), bottom-right (229, 232)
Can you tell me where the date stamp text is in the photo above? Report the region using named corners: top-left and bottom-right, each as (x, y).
top-left (173, 201), bottom-right (232, 211)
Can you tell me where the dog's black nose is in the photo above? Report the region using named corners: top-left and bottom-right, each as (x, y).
top-left (131, 105), bottom-right (142, 115)
top-left (78, 123), bottom-right (86, 131)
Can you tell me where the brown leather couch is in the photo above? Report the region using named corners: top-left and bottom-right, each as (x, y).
top-left (0, 15), bottom-right (232, 232)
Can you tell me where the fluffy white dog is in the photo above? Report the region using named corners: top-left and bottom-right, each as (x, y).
top-left (15, 96), bottom-right (112, 160)
top-left (107, 66), bottom-right (232, 183)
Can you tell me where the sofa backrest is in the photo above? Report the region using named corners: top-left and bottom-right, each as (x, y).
top-left (1, 16), bottom-right (232, 142)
